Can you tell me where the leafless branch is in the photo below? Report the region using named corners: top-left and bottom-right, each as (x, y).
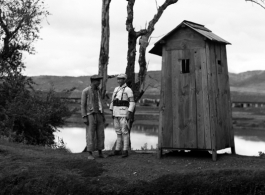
top-left (135, 29), bottom-right (148, 38)
top-left (245, 0), bottom-right (265, 9)
top-left (125, 0), bottom-right (135, 32)
top-left (144, 81), bottom-right (160, 92)
top-left (147, 0), bottom-right (178, 35)
top-left (155, 0), bottom-right (159, 11)
top-left (148, 74), bottom-right (160, 84)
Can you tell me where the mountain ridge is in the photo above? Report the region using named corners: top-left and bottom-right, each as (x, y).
top-left (31, 70), bottom-right (265, 95)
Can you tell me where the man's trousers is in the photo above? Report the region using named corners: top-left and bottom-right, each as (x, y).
top-left (114, 117), bottom-right (130, 151)
top-left (86, 113), bottom-right (105, 151)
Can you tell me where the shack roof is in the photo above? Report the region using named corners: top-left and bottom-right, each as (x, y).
top-left (149, 20), bottom-right (231, 56)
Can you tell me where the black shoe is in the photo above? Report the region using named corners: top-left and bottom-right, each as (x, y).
top-left (108, 150), bottom-right (121, 157)
top-left (122, 150), bottom-right (128, 158)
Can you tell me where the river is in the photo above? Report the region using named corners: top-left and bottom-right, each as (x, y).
top-left (55, 124), bottom-right (265, 156)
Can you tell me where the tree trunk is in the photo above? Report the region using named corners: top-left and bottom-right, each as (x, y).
top-left (98, 0), bottom-right (111, 99)
top-left (125, 32), bottom-right (137, 89)
top-left (110, 0), bottom-right (179, 151)
top-left (137, 35), bottom-right (148, 93)
top-left (126, 0), bottom-right (179, 101)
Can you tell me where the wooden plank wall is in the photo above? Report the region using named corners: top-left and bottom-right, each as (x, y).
top-left (177, 50), bottom-right (197, 148)
top-left (201, 49), bottom-right (212, 149)
top-left (166, 40), bottom-right (205, 51)
top-left (206, 43), bottom-right (233, 150)
top-left (158, 47), bottom-right (167, 149)
top-left (162, 49), bottom-right (173, 147)
top-left (194, 49), bottom-right (204, 148)
top-left (221, 45), bottom-right (234, 148)
top-left (194, 48), bottom-right (211, 149)
top-left (172, 50), bottom-right (180, 148)
top-left (206, 43), bottom-right (217, 152)
top-left (214, 44), bottom-right (226, 149)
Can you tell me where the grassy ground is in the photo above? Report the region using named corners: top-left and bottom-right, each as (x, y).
top-left (2, 105), bottom-right (265, 194)
top-left (1, 140), bottom-right (265, 195)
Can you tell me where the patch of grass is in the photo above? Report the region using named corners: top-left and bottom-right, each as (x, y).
top-left (2, 140), bottom-right (265, 194)
top-left (0, 140), bottom-right (105, 194)
top-left (124, 170), bottom-right (265, 195)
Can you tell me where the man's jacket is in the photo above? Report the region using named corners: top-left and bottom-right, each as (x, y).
top-left (109, 83), bottom-right (135, 117)
top-left (81, 86), bottom-right (104, 118)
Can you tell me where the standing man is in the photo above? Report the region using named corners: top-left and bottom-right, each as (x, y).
top-left (109, 74), bottom-right (135, 158)
top-left (81, 75), bottom-right (105, 160)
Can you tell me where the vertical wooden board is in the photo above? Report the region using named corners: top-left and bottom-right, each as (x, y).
top-left (158, 47), bottom-right (167, 149)
top-left (189, 49), bottom-right (197, 148)
top-left (201, 49), bottom-right (211, 149)
top-left (194, 49), bottom-right (205, 149)
top-left (221, 45), bottom-right (234, 148)
top-left (211, 44), bottom-right (221, 150)
top-left (172, 50), bottom-right (181, 148)
top-left (178, 50), bottom-right (185, 148)
top-left (218, 44), bottom-right (229, 148)
top-left (180, 50), bottom-right (197, 148)
top-left (214, 44), bottom-right (225, 149)
top-left (162, 50), bottom-right (173, 147)
top-left (205, 43), bottom-right (217, 150)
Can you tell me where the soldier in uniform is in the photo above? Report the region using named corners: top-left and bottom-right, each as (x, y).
top-left (109, 74), bottom-right (135, 158)
top-left (81, 75), bottom-right (105, 160)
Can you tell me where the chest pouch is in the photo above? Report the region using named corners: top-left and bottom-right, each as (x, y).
top-left (113, 99), bottom-right (129, 107)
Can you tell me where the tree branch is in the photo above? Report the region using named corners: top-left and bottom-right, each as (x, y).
top-left (135, 29), bottom-right (148, 38)
top-left (126, 0), bottom-right (136, 33)
top-left (245, 0), bottom-right (265, 9)
top-left (0, 9), bottom-right (10, 36)
top-left (147, 0), bottom-right (178, 35)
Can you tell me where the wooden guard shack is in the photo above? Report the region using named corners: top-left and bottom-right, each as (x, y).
top-left (149, 20), bottom-right (235, 161)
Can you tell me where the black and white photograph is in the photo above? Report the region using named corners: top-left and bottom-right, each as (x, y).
top-left (1, 0), bottom-right (265, 194)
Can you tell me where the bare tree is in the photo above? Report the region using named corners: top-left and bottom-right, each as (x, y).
top-left (125, 0), bottom-right (179, 101)
top-left (109, 0), bottom-right (178, 151)
top-left (98, 0), bottom-right (111, 98)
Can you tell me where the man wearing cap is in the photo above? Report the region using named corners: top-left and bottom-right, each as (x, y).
top-left (81, 75), bottom-right (105, 160)
top-left (109, 73), bottom-right (135, 158)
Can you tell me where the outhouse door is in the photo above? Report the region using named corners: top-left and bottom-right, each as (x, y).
top-left (170, 49), bottom-right (211, 149)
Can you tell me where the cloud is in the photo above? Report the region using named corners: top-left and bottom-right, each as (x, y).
top-left (22, 0), bottom-right (265, 76)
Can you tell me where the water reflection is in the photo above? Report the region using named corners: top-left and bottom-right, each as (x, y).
top-left (55, 124), bottom-right (265, 156)
top-left (55, 125), bottom-right (158, 153)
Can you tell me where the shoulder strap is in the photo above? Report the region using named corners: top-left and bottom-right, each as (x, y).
top-left (121, 86), bottom-right (127, 101)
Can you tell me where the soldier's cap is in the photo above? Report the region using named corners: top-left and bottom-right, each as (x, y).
top-left (90, 75), bottom-right (103, 81)
top-left (117, 74), bottom-right (127, 79)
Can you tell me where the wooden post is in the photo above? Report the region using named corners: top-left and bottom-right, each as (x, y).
top-left (231, 146), bottom-right (236, 154)
top-left (212, 149), bottom-right (217, 161)
top-left (157, 147), bottom-right (163, 158)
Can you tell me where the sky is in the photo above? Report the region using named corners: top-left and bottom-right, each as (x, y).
top-left (22, 0), bottom-right (265, 76)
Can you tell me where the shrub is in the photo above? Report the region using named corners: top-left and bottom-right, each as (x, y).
top-left (0, 74), bottom-right (72, 146)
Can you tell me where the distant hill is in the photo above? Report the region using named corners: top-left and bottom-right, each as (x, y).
top-left (31, 70), bottom-right (265, 100)
top-left (31, 71), bottom-right (161, 94)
